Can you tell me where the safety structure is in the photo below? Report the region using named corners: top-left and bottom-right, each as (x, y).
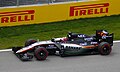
top-left (0, 0), bottom-right (120, 27)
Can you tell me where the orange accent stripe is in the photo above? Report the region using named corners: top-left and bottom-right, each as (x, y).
top-left (82, 45), bottom-right (96, 49)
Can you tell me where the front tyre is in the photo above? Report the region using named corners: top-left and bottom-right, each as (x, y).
top-left (60, 50), bottom-right (66, 57)
top-left (25, 39), bottom-right (37, 47)
top-left (34, 48), bottom-right (48, 60)
top-left (98, 42), bottom-right (112, 55)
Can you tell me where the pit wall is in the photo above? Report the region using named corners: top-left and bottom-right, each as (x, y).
top-left (0, 0), bottom-right (120, 27)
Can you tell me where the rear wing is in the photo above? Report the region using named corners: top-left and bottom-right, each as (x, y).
top-left (96, 30), bottom-right (114, 46)
top-left (105, 33), bottom-right (114, 46)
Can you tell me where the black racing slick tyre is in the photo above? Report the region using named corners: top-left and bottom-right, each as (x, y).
top-left (25, 39), bottom-right (37, 47)
top-left (60, 50), bottom-right (66, 57)
top-left (98, 42), bottom-right (112, 55)
top-left (34, 48), bottom-right (48, 60)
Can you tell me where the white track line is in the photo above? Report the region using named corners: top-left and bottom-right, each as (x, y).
top-left (113, 40), bottom-right (120, 43)
top-left (0, 49), bottom-right (12, 52)
top-left (0, 40), bottom-right (120, 52)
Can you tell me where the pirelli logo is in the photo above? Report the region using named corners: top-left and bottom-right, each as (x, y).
top-left (0, 10), bottom-right (35, 23)
top-left (70, 3), bottom-right (109, 16)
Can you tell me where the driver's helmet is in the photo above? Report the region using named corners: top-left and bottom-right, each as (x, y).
top-left (101, 30), bottom-right (108, 36)
top-left (102, 30), bottom-right (108, 34)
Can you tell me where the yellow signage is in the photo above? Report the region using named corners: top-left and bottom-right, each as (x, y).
top-left (0, 0), bottom-right (120, 27)
top-left (0, 10), bottom-right (35, 23)
top-left (69, 3), bottom-right (109, 16)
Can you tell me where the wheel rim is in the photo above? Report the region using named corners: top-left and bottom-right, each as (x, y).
top-left (38, 50), bottom-right (46, 59)
top-left (102, 45), bottom-right (111, 55)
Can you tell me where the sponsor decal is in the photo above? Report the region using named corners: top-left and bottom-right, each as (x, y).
top-left (70, 3), bottom-right (109, 16)
top-left (0, 10), bottom-right (35, 23)
top-left (61, 44), bottom-right (81, 49)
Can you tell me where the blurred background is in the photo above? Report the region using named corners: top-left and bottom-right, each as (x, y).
top-left (0, 0), bottom-right (96, 7)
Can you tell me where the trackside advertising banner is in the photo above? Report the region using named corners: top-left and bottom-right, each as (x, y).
top-left (0, 0), bottom-right (120, 27)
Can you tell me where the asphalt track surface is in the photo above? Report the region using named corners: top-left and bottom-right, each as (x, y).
top-left (0, 42), bottom-right (120, 72)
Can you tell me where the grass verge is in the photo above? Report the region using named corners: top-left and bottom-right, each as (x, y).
top-left (0, 15), bottom-right (120, 49)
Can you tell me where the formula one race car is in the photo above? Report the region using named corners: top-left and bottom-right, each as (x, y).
top-left (12, 30), bottom-right (113, 61)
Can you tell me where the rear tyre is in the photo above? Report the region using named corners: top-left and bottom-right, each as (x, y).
top-left (34, 48), bottom-right (48, 60)
top-left (25, 39), bottom-right (37, 47)
top-left (98, 42), bottom-right (112, 55)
